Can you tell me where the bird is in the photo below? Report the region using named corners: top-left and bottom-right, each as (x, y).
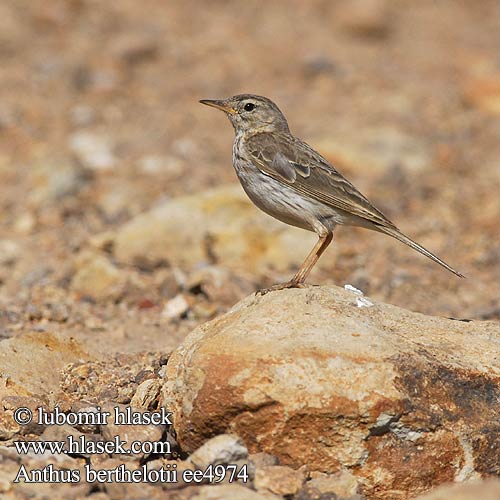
top-left (199, 94), bottom-right (464, 293)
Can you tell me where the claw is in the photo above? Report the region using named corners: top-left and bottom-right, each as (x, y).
top-left (255, 281), bottom-right (308, 296)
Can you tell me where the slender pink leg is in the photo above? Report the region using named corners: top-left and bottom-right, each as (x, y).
top-left (258, 231), bottom-right (333, 294)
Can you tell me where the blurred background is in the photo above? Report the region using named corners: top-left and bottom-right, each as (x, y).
top-left (0, 0), bottom-right (499, 352)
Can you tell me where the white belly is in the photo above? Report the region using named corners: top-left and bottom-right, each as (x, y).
top-left (233, 157), bottom-right (342, 234)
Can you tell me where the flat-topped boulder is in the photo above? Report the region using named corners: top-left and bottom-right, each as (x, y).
top-left (161, 285), bottom-right (500, 500)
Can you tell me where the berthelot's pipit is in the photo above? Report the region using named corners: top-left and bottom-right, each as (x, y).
top-left (200, 94), bottom-right (464, 293)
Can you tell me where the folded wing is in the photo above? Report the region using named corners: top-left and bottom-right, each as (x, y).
top-left (246, 132), bottom-right (398, 230)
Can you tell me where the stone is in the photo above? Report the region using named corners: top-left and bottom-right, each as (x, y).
top-left (100, 403), bottom-right (166, 460)
top-left (68, 402), bottom-right (102, 433)
top-left (0, 444), bottom-right (89, 499)
top-left (181, 483), bottom-right (281, 499)
top-left (185, 265), bottom-right (254, 305)
top-left (159, 459), bottom-right (197, 491)
top-left (28, 161), bottom-right (90, 206)
top-left (308, 470), bottom-right (361, 497)
top-left (1, 396), bottom-right (48, 438)
top-left (187, 434), bottom-right (248, 469)
top-left (113, 185), bottom-right (314, 273)
top-left (91, 458), bottom-right (161, 500)
top-left (249, 452), bottom-right (279, 468)
top-left (161, 286), bottom-right (500, 500)
top-left (0, 331), bottom-right (91, 401)
top-left (163, 294), bottom-right (190, 320)
top-left (254, 465), bottom-right (306, 496)
top-left (69, 131), bottom-right (116, 170)
top-left (71, 252), bottom-right (126, 301)
top-left (414, 478), bottom-right (500, 500)
top-left (38, 423), bottom-right (88, 454)
top-left (130, 378), bottom-right (161, 410)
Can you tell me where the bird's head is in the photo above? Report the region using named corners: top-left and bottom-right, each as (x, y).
top-left (200, 94), bottom-right (290, 134)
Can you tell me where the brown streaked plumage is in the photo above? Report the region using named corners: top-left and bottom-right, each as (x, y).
top-left (200, 94), bottom-right (464, 293)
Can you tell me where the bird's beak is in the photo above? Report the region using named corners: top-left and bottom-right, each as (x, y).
top-left (199, 99), bottom-right (237, 115)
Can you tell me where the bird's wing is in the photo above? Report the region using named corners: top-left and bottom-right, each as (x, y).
top-left (245, 132), bottom-right (398, 230)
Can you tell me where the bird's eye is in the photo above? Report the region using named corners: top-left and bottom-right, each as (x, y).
top-left (244, 102), bottom-right (255, 112)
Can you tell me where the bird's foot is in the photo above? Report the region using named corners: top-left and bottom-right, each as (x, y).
top-left (256, 280), bottom-right (308, 296)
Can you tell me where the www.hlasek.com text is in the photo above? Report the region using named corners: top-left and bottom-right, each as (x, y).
top-left (15, 434), bottom-right (172, 456)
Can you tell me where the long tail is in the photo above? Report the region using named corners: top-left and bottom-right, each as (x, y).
top-left (374, 225), bottom-right (465, 278)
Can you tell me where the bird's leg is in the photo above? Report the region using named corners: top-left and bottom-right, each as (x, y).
top-left (291, 231), bottom-right (333, 284)
top-left (257, 231), bottom-right (333, 295)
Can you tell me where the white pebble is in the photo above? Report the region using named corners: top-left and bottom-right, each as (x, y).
top-left (162, 294), bottom-right (189, 319)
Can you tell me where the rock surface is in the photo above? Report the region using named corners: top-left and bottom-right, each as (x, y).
top-left (162, 286), bottom-right (500, 500)
top-left (0, 332), bottom-right (96, 442)
top-left (254, 465), bottom-right (306, 496)
top-left (71, 252), bottom-right (126, 302)
top-left (113, 185), bottom-right (314, 273)
top-left (414, 478), bottom-right (500, 500)
top-left (0, 332), bottom-right (92, 401)
top-left (100, 403), bottom-right (166, 460)
top-left (180, 483), bottom-right (281, 500)
top-left (186, 434), bottom-right (248, 469)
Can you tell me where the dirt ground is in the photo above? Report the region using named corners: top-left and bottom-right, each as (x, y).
top-left (1, 0), bottom-right (499, 352)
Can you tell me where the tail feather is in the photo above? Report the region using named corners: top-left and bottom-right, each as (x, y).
top-left (375, 225), bottom-right (465, 278)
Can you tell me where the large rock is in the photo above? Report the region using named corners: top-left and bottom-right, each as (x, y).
top-left (161, 286), bottom-right (500, 500)
top-left (113, 185), bottom-right (314, 273)
top-left (0, 332), bottom-right (94, 440)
